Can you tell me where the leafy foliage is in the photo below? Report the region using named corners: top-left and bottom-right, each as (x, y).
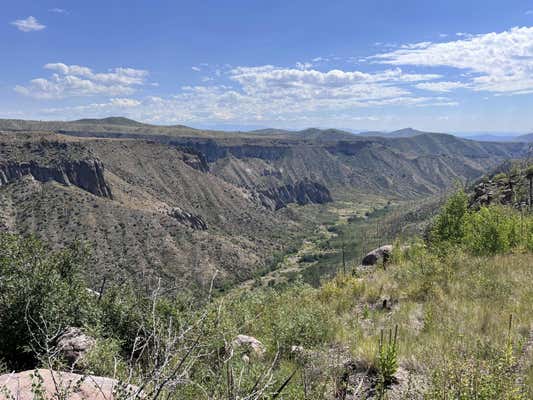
top-left (431, 189), bottom-right (469, 245)
top-left (0, 234), bottom-right (99, 370)
top-left (430, 190), bottom-right (533, 254)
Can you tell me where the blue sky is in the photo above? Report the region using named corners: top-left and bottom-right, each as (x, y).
top-left (1, 0), bottom-right (533, 133)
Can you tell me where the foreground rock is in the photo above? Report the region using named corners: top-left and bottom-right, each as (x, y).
top-left (232, 335), bottom-right (265, 358)
top-left (0, 369), bottom-right (139, 400)
top-left (362, 245), bottom-right (393, 266)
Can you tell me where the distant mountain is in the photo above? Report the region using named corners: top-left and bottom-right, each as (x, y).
top-left (461, 134), bottom-right (518, 142)
top-left (71, 116), bottom-right (147, 126)
top-left (358, 128), bottom-right (430, 138)
top-left (249, 127), bottom-right (357, 141)
top-left (515, 133), bottom-right (533, 142)
top-left (292, 128), bottom-right (357, 141)
top-left (249, 128), bottom-right (293, 135)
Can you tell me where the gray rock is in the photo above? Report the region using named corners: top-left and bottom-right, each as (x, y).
top-left (0, 159), bottom-right (112, 198)
top-left (361, 245), bottom-right (393, 266)
top-left (232, 334), bottom-right (265, 358)
top-left (169, 207), bottom-right (208, 230)
top-left (56, 327), bottom-right (95, 367)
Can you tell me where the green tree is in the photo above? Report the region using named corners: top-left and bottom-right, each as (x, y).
top-left (431, 190), bottom-right (469, 245)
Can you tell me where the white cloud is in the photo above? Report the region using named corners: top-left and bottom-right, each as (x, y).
top-left (526, 10), bottom-right (533, 15)
top-left (295, 62), bottom-right (313, 70)
top-left (400, 41), bottom-right (433, 49)
top-left (40, 63), bottom-right (454, 125)
top-left (109, 98), bottom-right (141, 107)
top-left (371, 26), bottom-right (533, 94)
top-left (49, 8), bottom-right (67, 14)
top-left (11, 16), bottom-right (46, 32)
top-left (191, 66), bottom-right (201, 72)
top-left (415, 81), bottom-right (469, 92)
top-left (229, 66), bottom-right (440, 97)
top-left (15, 63), bottom-right (148, 99)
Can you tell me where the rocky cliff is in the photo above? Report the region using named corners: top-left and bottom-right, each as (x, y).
top-left (470, 161), bottom-right (533, 209)
top-left (0, 159), bottom-right (112, 198)
top-left (258, 180), bottom-right (332, 210)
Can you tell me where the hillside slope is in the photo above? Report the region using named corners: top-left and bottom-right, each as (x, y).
top-left (0, 118), bottom-right (529, 286)
top-left (0, 132), bottom-right (301, 287)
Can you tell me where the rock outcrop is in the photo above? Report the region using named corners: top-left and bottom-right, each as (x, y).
top-left (232, 335), bottom-right (265, 358)
top-left (258, 180), bottom-right (333, 210)
top-left (55, 327), bottom-right (95, 367)
top-left (471, 175), bottom-right (528, 209)
top-left (362, 245), bottom-right (393, 266)
top-left (0, 159), bottom-right (112, 198)
top-left (0, 369), bottom-right (139, 400)
top-left (169, 207), bottom-right (208, 230)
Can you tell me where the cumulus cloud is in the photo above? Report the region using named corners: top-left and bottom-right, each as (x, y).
top-left (15, 63), bottom-right (148, 99)
top-left (371, 26), bottom-right (533, 94)
top-left (229, 66), bottom-right (440, 103)
top-left (11, 16), bottom-right (46, 32)
top-left (40, 64), bottom-right (454, 125)
top-left (109, 98), bottom-right (141, 107)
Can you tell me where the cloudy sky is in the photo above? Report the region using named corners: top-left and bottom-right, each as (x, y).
top-left (2, 0), bottom-right (533, 133)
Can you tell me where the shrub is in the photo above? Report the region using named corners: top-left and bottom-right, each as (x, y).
top-left (431, 190), bottom-right (469, 245)
top-left (463, 206), bottom-right (518, 255)
top-left (377, 326), bottom-right (399, 386)
top-left (430, 190), bottom-right (533, 255)
top-left (0, 234), bottom-right (99, 370)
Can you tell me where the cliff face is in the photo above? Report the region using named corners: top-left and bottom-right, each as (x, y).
top-left (173, 139), bottom-right (291, 163)
top-left (0, 159), bottom-right (112, 198)
top-left (258, 180), bottom-right (332, 210)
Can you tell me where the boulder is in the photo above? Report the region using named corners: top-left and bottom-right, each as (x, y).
top-left (361, 245), bottom-right (393, 266)
top-left (0, 369), bottom-right (139, 400)
top-left (56, 327), bottom-right (95, 367)
top-left (231, 335), bottom-right (265, 358)
top-left (168, 207), bottom-right (208, 230)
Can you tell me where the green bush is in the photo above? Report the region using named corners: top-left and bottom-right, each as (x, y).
top-left (430, 191), bottom-right (533, 255)
top-left (0, 234), bottom-right (99, 370)
top-left (431, 190), bottom-right (469, 245)
top-left (463, 206), bottom-right (521, 255)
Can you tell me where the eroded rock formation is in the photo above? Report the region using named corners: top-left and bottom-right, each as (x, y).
top-left (258, 179), bottom-right (333, 210)
top-left (169, 207), bottom-right (208, 230)
top-left (0, 159), bottom-right (112, 198)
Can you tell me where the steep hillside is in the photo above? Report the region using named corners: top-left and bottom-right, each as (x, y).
top-left (0, 132), bottom-right (302, 287)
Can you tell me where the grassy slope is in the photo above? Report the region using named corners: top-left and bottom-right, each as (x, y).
top-left (209, 242), bottom-right (533, 399)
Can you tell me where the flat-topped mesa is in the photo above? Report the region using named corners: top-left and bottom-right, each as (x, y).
top-left (173, 139), bottom-right (291, 163)
top-left (0, 158), bottom-right (113, 198)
